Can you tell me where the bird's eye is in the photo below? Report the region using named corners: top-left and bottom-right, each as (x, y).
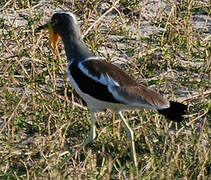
top-left (52, 19), bottom-right (58, 27)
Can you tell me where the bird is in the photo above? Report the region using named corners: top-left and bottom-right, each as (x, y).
top-left (38, 11), bottom-right (187, 167)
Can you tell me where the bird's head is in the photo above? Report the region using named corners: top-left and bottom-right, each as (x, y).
top-left (37, 12), bottom-right (79, 51)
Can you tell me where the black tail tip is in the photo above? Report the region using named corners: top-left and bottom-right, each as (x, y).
top-left (158, 101), bottom-right (187, 122)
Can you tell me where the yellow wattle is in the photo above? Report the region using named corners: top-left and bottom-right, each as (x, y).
top-left (48, 23), bottom-right (61, 52)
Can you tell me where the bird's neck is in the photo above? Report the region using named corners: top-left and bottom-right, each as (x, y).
top-left (61, 34), bottom-right (94, 62)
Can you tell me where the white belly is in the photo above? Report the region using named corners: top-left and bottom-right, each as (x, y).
top-left (67, 69), bottom-right (142, 112)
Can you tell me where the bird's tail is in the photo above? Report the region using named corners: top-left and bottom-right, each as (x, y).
top-left (158, 101), bottom-right (187, 122)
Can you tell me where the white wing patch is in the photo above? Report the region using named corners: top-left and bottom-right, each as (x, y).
top-left (83, 56), bottom-right (105, 62)
top-left (78, 61), bottom-right (120, 87)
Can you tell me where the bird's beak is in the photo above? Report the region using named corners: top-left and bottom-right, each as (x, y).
top-left (36, 23), bottom-right (49, 31)
top-left (37, 22), bottom-right (61, 52)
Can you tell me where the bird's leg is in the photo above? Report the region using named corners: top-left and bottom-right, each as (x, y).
top-left (119, 111), bottom-right (137, 168)
top-left (112, 113), bottom-right (116, 137)
top-left (60, 111), bottom-right (97, 167)
top-left (78, 111), bottom-right (97, 151)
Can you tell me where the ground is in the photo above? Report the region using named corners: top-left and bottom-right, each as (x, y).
top-left (0, 0), bottom-right (210, 179)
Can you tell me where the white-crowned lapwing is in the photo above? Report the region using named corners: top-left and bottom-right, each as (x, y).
top-left (38, 12), bottom-right (187, 167)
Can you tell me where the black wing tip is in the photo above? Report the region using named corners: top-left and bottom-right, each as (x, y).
top-left (158, 101), bottom-right (187, 122)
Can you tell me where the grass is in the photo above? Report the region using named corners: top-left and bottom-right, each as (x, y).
top-left (0, 0), bottom-right (210, 179)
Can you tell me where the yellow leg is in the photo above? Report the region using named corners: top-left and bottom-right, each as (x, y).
top-left (119, 111), bottom-right (137, 168)
top-left (112, 113), bottom-right (116, 137)
top-left (78, 111), bottom-right (97, 151)
top-left (60, 111), bottom-right (97, 167)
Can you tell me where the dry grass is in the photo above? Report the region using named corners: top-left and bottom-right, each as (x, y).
top-left (0, 0), bottom-right (210, 179)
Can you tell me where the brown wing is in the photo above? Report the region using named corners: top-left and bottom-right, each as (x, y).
top-left (81, 59), bottom-right (169, 109)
